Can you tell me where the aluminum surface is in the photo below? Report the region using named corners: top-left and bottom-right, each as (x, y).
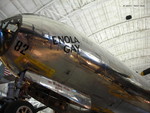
top-left (0, 14), bottom-right (150, 112)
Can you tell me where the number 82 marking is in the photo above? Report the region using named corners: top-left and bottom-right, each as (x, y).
top-left (14, 40), bottom-right (29, 55)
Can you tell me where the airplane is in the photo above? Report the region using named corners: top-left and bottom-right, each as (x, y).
top-left (0, 13), bottom-right (149, 113)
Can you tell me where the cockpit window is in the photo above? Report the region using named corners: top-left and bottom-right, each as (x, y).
top-left (2, 18), bottom-right (20, 33)
top-left (7, 23), bottom-right (18, 32)
top-left (2, 21), bottom-right (9, 29)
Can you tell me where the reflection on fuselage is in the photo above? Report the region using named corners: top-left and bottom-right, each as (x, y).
top-left (0, 14), bottom-right (150, 113)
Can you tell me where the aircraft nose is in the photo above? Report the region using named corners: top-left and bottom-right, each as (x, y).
top-left (0, 20), bottom-right (20, 55)
top-left (0, 15), bottom-right (22, 56)
top-left (0, 21), bottom-right (16, 55)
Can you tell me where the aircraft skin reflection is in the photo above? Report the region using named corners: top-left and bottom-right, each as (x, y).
top-left (0, 14), bottom-right (150, 113)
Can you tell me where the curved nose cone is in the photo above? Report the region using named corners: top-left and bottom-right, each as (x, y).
top-left (0, 20), bottom-right (12, 56)
top-left (0, 15), bottom-right (22, 56)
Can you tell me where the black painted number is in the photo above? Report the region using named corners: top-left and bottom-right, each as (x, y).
top-left (14, 40), bottom-right (29, 55)
top-left (14, 40), bottom-right (23, 51)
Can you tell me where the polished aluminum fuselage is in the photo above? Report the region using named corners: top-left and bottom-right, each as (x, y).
top-left (0, 14), bottom-right (150, 112)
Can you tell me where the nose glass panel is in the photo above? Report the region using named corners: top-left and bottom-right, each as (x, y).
top-left (0, 15), bottom-right (22, 55)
